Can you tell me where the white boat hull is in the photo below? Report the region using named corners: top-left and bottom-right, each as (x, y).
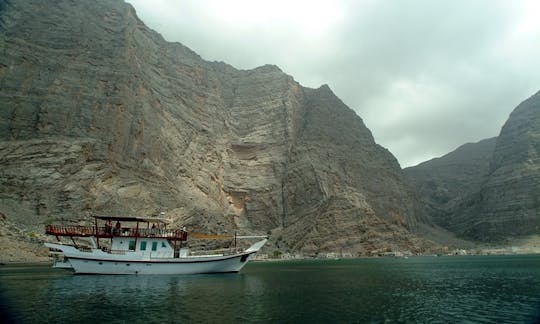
top-left (53, 258), bottom-right (73, 269)
top-left (65, 254), bottom-right (252, 275)
top-left (45, 239), bottom-right (266, 275)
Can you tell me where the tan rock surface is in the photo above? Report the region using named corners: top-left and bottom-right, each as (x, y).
top-left (0, 0), bottom-right (436, 260)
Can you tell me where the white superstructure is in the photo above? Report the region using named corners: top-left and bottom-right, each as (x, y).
top-left (44, 216), bottom-right (267, 275)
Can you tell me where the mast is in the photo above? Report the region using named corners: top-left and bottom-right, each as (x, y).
top-left (134, 221), bottom-right (140, 250)
top-left (95, 216), bottom-right (100, 249)
top-left (173, 235), bottom-right (177, 258)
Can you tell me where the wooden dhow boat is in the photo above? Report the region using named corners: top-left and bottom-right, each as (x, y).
top-left (44, 215), bottom-right (267, 275)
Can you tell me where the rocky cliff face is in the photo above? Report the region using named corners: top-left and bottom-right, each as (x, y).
top-left (0, 0), bottom-right (434, 258)
top-left (463, 90), bottom-right (540, 240)
top-left (407, 90), bottom-right (540, 241)
top-left (405, 137), bottom-right (497, 227)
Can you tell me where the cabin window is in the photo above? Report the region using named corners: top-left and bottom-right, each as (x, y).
top-left (140, 241), bottom-right (147, 251)
top-left (152, 242), bottom-right (158, 251)
top-left (161, 242), bottom-right (166, 248)
top-left (128, 241), bottom-right (135, 251)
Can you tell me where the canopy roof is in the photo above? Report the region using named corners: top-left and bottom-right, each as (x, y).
top-left (93, 215), bottom-right (171, 224)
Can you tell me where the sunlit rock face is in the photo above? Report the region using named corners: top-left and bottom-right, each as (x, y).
top-left (0, 0), bottom-right (432, 254)
top-left (406, 90), bottom-right (540, 241)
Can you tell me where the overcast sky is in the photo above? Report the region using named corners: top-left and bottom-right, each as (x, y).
top-left (126, 0), bottom-right (540, 167)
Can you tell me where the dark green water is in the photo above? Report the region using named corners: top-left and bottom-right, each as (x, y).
top-left (1, 255), bottom-right (540, 323)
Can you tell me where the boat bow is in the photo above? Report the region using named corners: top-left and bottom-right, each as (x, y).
top-left (245, 239), bottom-right (268, 253)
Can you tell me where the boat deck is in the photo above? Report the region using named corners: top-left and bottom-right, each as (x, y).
top-left (45, 225), bottom-right (187, 240)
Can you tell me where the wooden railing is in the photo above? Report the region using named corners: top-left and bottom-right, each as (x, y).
top-left (45, 224), bottom-right (188, 241)
top-left (45, 225), bottom-right (95, 237)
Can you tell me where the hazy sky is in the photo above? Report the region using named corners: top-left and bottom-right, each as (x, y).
top-left (126, 0), bottom-right (540, 167)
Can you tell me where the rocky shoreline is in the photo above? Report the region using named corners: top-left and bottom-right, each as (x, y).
top-left (2, 233), bottom-right (539, 265)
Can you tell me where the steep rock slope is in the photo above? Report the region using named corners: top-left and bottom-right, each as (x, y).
top-left (407, 90), bottom-right (540, 241)
top-left (460, 90), bottom-right (540, 240)
top-left (0, 0), bottom-right (432, 255)
top-left (405, 137), bottom-right (497, 227)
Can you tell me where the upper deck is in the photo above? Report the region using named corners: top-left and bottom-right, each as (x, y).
top-left (45, 224), bottom-right (188, 241)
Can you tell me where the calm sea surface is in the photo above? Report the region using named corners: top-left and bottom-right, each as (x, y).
top-left (1, 255), bottom-right (540, 323)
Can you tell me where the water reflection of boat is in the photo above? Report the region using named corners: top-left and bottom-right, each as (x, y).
top-left (44, 215), bottom-right (267, 275)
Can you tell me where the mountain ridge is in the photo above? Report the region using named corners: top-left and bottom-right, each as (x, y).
top-left (406, 89), bottom-right (540, 241)
top-left (0, 0), bottom-right (437, 261)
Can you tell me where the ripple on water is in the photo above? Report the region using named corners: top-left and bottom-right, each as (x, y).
top-left (1, 255), bottom-right (540, 323)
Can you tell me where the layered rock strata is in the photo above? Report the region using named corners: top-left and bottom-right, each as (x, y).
top-left (405, 137), bottom-right (497, 227)
top-left (461, 90), bottom-right (540, 240)
top-left (0, 0), bottom-right (433, 256)
top-left (407, 90), bottom-right (540, 241)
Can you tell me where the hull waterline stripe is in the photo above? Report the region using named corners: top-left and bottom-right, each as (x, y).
top-left (65, 252), bottom-right (255, 264)
top-left (73, 270), bottom-right (240, 275)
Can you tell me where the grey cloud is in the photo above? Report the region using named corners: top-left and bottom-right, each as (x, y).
top-left (127, 0), bottom-right (540, 167)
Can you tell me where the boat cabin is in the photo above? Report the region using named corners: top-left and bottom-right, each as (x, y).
top-left (45, 215), bottom-right (189, 258)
